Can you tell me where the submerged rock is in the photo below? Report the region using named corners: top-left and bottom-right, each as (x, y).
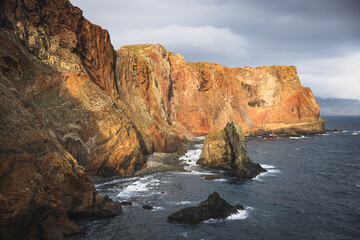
top-left (197, 121), bottom-right (266, 179)
top-left (167, 192), bottom-right (239, 224)
top-left (143, 205), bottom-right (154, 210)
top-left (326, 129), bottom-right (343, 132)
top-left (120, 201), bottom-right (133, 206)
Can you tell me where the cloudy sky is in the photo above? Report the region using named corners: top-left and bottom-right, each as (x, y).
top-left (71, 0), bottom-right (360, 100)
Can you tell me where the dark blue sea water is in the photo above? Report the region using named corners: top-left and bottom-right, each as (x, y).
top-left (77, 115), bottom-right (360, 240)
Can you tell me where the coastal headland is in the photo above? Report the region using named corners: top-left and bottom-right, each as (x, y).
top-left (0, 0), bottom-right (324, 238)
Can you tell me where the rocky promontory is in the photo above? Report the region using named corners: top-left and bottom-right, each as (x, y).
top-left (198, 121), bottom-right (266, 179)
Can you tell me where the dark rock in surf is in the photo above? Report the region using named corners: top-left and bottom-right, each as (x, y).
top-left (143, 205), bottom-right (154, 210)
top-left (167, 192), bottom-right (239, 224)
top-left (326, 129), bottom-right (343, 132)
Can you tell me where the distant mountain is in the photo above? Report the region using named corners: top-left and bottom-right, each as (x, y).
top-left (315, 97), bottom-right (360, 115)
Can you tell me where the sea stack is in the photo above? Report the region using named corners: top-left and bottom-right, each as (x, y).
top-left (197, 121), bottom-right (266, 179)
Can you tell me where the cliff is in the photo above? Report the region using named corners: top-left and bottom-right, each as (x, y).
top-left (119, 44), bottom-right (325, 136)
top-left (0, 0), bottom-right (148, 178)
top-left (197, 121), bottom-right (266, 179)
top-left (0, 0), bottom-right (134, 238)
top-left (0, 0), bottom-right (325, 238)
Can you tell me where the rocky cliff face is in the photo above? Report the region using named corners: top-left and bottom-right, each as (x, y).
top-left (0, 0), bottom-right (135, 238)
top-left (0, 0), bottom-right (325, 238)
top-left (197, 121), bottom-right (266, 179)
top-left (120, 44), bottom-right (325, 136)
top-left (171, 60), bottom-right (325, 136)
top-left (1, 0), bottom-right (148, 178)
top-left (115, 45), bottom-right (190, 154)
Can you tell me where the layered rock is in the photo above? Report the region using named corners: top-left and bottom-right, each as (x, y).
top-left (167, 192), bottom-right (242, 224)
top-left (197, 121), bottom-right (266, 179)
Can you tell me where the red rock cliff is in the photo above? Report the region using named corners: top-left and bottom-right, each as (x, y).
top-left (117, 44), bottom-right (325, 137)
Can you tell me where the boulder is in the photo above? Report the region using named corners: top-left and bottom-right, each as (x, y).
top-left (167, 192), bottom-right (239, 224)
top-left (198, 121), bottom-right (266, 179)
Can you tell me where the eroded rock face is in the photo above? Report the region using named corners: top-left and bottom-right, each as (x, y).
top-left (0, 0), bottom-right (132, 237)
top-left (0, 64), bottom-right (121, 239)
top-left (115, 45), bottom-right (192, 154)
top-left (167, 192), bottom-right (240, 224)
top-left (197, 121), bottom-right (266, 179)
top-left (1, 0), bottom-right (117, 96)
top-left (170, 59), bottom-right (325, 136)
top-left (1, 0), bottom-right (147, 177)
top-left (117, 44), bottom-right (325, 136)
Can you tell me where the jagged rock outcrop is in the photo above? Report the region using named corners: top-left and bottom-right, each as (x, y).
top-left (197, 121), bottom-right (266, 179)
top-left (167, 192), bottom-right (242, 224)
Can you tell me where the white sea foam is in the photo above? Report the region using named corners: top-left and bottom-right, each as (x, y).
top-left (290, 135), bottom-right (307, 139)
top-left (356, 184), bottom-right (360, 188)
top-left (117, 175), bottom-right (161, 198)
top-left (174, 201), bottom-right (193, 205)
top-left (179, 146), bottom-right (204, 173)
top-left (152, 206), bottom-right (165, 211)
top-left (352, 132), bottom-right (358, 135)
top-left (172, 201), bottom-right (200, 205)
top-left (204, 207), bottom-right (252, 223)
top-left (213, 178), bottom-right (228, 182)
top-left (226, 210), bottom-right (248, 220)
top-left (254, 165), bottom-right (280, 181)
top-left (94, 177), bottom-right (140, 188)
top-left (260, 164), bottom-right (275, 169)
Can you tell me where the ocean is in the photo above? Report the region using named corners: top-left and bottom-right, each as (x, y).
top-left (77, 115), bottom-right (360, 240)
